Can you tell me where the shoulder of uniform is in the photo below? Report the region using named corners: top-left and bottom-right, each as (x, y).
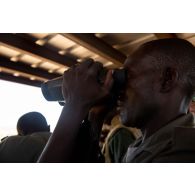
top-left (172, 126), bottom-right (195, 150)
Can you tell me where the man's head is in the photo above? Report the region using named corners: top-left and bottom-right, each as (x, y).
top-left (17, 112), bottom-right (50, 136)
top-left (119, 38), bottom-right (195, 130)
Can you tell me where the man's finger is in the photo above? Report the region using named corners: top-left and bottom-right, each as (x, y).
top-left (77, 58), bottom-right (94, 72)
top-left (88, 61), bottom-right (103, 77)
top-left (104, 70), bottom-right (114, 90)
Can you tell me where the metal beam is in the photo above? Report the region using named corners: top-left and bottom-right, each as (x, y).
top-left (154, 33), bottom-right (177, 39)
top-left (62, 33), bottom-right (127, 66)
top-left (0, 33), bottom-right (77, 67)
top-left (0, 72), bottom-right (42, 87)
top-left (16, 33), bottom-right (73, 55)
top-left (0, 56), bottom-right (61, 80)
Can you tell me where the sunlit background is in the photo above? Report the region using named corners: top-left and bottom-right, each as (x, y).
top-left (0, 79), bottom-right (62, 139)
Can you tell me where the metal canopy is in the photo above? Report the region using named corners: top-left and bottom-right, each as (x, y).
top-left (0, 33), bottom-right (195, 87)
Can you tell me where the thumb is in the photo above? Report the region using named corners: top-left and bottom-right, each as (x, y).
top-left (103, 70), bottom-right (114, 91)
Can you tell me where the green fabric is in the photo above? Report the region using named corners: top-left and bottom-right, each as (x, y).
top-left (107, 128), bottom-right (135, 162)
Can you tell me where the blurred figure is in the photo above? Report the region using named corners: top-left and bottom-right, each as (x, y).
top-left (102, 115), bottom-right (142, 162)
top-left (0, 112), bottom-right (51, 162)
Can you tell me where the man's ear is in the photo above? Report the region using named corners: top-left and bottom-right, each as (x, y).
top-left (160, 67), bottom-right (178, 93)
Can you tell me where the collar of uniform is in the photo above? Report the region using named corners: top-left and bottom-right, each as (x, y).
top-left (142, 113), bottom-right (195, 151)
top-left (138, 113), bottom-right (195, 152)
top-left (124, 113), bottom-right (195, 161)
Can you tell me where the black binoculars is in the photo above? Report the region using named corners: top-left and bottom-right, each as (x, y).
top-left (41, 68), bottom-right (127, 102)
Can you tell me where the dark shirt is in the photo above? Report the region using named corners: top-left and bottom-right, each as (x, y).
top-left (0, 132), bottom-right (51, 162)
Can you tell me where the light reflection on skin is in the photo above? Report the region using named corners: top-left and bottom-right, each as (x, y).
top-left (189, 101), bottom-right (195, 113)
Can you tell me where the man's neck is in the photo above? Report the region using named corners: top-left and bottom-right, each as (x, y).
top-left (141, 94), bottom-right (190, 142)
top-left (141, 111), bottom-right (187, 142)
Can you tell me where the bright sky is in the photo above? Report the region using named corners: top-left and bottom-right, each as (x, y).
top-left (0, 79), bottom-right (62, 139)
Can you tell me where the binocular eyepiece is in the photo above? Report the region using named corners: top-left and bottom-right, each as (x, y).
top-left (41, 68), bottom-right (127, 102)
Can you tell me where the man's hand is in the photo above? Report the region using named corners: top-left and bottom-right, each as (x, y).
top-left (38, 58), bottom-right (114, 162)
top-left (62, 58), bottom-right (113, 109)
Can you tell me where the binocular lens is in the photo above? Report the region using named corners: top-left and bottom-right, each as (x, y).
top-left (41, 77), bottom-right (64, 101)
